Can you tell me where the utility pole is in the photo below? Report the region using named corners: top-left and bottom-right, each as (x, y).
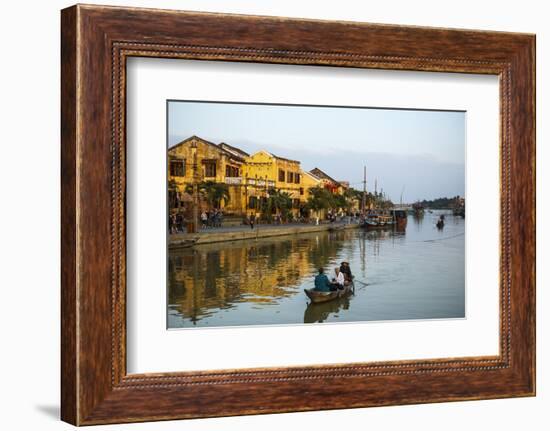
top-left (361, 165), bottom-right (367, 215)
top-left (191, 142), bottom-right (200, 233)
top-left (374, 178), bottom-right (378, 207)
top-left (244, 174), bottom-right (249, 217)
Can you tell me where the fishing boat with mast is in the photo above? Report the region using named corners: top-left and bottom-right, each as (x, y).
top-left (391, 208), bottom-right (408, 231)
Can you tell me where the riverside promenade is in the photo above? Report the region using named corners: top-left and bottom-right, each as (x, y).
top-left (169, 221), bottom-right (360, 248)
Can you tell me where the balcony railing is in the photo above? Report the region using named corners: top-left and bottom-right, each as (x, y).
top-left (244, 179), bottom-right (275, 187)
top-left (225, 177), bottom-right (242, 185)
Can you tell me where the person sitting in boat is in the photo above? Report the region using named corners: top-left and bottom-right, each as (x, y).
top-left (314, 267), bottom-right (337, 292)
top-left (340, 261), bottom-right (353, 283)
top-left (332, 267), bottom-right (346, 290)
top-left (436, 215), bottom-right (445, 229)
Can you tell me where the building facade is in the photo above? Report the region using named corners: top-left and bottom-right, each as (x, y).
top-left (168, 136), bottom-right (246, 215)
top-left (168, 135), bottom-right (353, 219)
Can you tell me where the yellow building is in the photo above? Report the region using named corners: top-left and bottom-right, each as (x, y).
top-left (301, 170), bottom-right (322, 201)
top-left (168, 136), bottom-right (246, 214)
top-left (243, 150), bottom-right (303, 214)
top-left (309, 167), bottom-right (347, 195)
top-left (168, 136), bottom-right (350, 219)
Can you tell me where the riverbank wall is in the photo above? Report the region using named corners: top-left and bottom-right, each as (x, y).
top-left (169, 223), bottom-right (360, 249)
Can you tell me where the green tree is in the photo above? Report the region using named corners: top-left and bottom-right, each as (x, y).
top-left (305, 186), bottom-right (335, 216)
top-left (261, 188), bottom-right (293, 222)
top-left (186, 181), bottom-right (230, 209)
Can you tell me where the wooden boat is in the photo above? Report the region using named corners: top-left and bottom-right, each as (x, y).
top-left (362, 212), bottom-right (395, 230)
top-left (169, 238), bottom-right (198, 249)
top-left (304, 281), bottom-right (354, 304)
top-left (412, 201), bottom-right (425, 215)
top-left (327, 224), bottom-right (345, 232)
top-left (390, 209), bottom-right (408, 231)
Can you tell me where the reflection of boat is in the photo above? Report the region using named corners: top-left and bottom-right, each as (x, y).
top-left (304, 295), bottom-right (351, 323)
top-left (304, 282), bottom-right (354, 304)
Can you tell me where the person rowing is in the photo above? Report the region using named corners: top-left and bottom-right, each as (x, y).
top-left (339, 261), bottom-right (353, 283)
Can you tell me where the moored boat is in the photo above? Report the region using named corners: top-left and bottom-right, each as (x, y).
top-left (362, 211), bottom-right (395, 230)
top-left (391, 209), bottom-right (408, 231)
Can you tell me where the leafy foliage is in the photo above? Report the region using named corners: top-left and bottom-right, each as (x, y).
top-left (260, 188), bottom-right (294, 222)
top-left (418, 195), bottom-right (463, 209)
top-left (185, 181), bottom-right (230, 209)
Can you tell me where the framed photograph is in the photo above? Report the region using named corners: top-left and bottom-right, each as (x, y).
top-left (61, 4), bottom-right (535, 425)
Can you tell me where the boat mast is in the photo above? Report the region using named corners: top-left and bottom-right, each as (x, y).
top-left (361, 165), bottom-right (367, 215)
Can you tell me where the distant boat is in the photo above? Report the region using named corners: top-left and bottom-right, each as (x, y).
top-left (412, 202), bottom-right (425, 215)
top-left (436, 215), bottom-right (445, 229)
top-left (453, 207), bottom-right (465, 218)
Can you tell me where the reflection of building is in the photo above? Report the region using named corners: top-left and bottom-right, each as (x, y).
top-left (168, 231), bottom-right (351, 324)
top-left (168, 135), bottom-right (355, 217)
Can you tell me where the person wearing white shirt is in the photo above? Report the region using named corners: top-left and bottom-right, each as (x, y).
top-left (333, 267), bottom-right (345, 290)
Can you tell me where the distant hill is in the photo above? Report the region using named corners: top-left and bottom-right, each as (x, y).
top-left (419, 196), bottom-right (463, 209)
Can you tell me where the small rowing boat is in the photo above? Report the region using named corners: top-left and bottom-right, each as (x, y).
top-left (304, 281), bottom-right (354, 304)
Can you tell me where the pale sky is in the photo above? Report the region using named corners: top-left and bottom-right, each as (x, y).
top-left (168, 101), bottom-right (465, 202)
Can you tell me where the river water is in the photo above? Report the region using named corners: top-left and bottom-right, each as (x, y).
top-left (167, 210), bottom-right (465, 328)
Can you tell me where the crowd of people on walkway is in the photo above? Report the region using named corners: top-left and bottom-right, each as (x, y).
top-left (169, 208), bottom-right (365, 235)
top-left (200, 210), bottom-right (224, 229)
top-left (169, 209), bottom-right (225, 234)
top-left (169, 212), bottom-right (186, 234)
top-left (327, 210), bottom-right (363, 224)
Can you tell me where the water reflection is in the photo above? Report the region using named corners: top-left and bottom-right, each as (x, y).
top-left (168, 210), bottom-right (465, 328)
top-left (304, 296), bottom-right (351, 324)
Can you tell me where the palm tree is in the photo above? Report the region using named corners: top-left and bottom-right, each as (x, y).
top-left (186, 181), bottom-right (230, 209)
top-left (260, 188), bottom-right (293, 222)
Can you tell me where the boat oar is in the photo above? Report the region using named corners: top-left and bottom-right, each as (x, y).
top-left (353, 278), bottom-right (370, 291)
